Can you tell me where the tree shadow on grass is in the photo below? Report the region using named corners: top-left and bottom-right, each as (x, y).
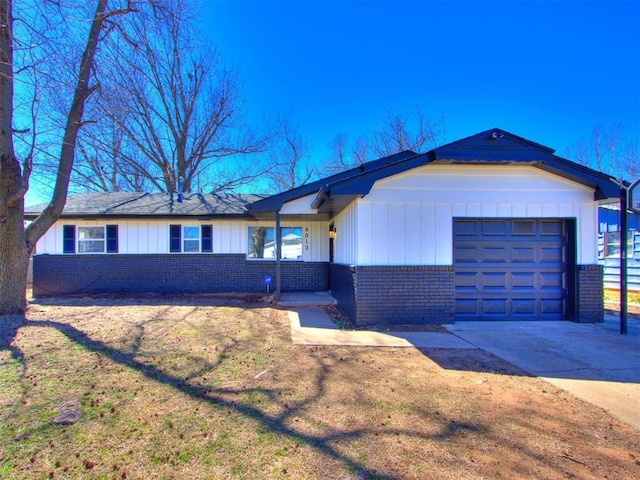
top-left (11, 315), bottom-right (489, 480)
top-left (0, 314), bottom-right (26, 373)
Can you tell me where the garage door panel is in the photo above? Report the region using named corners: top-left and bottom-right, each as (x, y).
top-left (541, 220), bottom-right (563, 235)
top-left (455, 272), bottom-right (479, 289)
top-left (482, 220), bottom-right (508, 235)
top-left (454, 246), bottom-right (479, 263)
top-left (512, 220), bottom-right (536, 235)
top-left (454, 218), bottom-right (568, 321)
top-left (512, 247), bottom-right (535, 262)
top-left (540, 247), bottom-right (564, 263)
top-left (481, 247), bottom-right (508, 263)
top-left (541, 299), bottom-right (564, 314)
top-left (455, 299), bottom-right (479, 314)
top-left (511, 299), bottom-right (536, 315)
top-left (482, 272), bottom-right (509, 288)
top-left (454, 220), bottom-right (480, 235)
top-left (511, 272), bottom-right (536, 288)
top-left (483, 299), bottom-right (508, 314)
top-left (540, 272), bottom-right (564, 288)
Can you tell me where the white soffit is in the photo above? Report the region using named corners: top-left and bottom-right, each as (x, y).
top-left (279, 194), bottom-right (318, 215)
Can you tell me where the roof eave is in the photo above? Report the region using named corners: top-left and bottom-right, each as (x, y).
top-left (534, 158), bottom-right (621, 201)
top-left (249, 150), bottom-right (420, 214)
top-left (23, 213), bottom-right (256, 221)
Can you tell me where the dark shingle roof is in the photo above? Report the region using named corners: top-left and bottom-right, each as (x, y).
top-left (24, 192), bottom-right (265, 219)
top-left (249, 150), bottom-right (418, 215)
top-left (24, 128), bottom-right (623, 221)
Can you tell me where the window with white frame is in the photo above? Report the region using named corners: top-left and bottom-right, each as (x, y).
top-left (78, 226), bottom-right (105, 253)
top-left (281, 227), bottom-right (303, 259)
top-left (169, 225), bottom-right (212, 253)
top-left (247, 226), bottom-right (303, 259)
top-left (63, 225), bottom-right (118, 254)
top-left (603, 231), bottom-right (634, 258)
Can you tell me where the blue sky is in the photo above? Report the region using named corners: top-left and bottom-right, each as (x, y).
top-left (201, 0), bottom-right (639, 162)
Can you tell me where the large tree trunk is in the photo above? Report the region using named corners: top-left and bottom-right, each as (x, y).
top-left (0, 0), bottom-right (29, 314)
top-left (0, 158), bottom-right (30, 314)
top-left (0, 212), bottom-right (29, 314)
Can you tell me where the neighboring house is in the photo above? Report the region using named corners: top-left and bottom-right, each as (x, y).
top-left (598, 204), bottom-right (640, 290)
top-left (25, 128), bottom-right (622, 326)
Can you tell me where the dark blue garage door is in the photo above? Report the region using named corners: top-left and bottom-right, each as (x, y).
top-left (454, 219), bottom-right (568, 320)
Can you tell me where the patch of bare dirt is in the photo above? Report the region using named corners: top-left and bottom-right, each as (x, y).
top-left (323, 305), bottom-right (449, 332)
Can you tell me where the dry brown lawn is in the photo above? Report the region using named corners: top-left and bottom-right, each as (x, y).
top-left (1, 295), bottom-right (639, 479)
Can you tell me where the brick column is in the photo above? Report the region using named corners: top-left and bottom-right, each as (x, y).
top-left (575, 264), bottom-right (604, 323)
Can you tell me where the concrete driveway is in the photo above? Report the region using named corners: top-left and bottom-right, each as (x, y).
top-left (289, 309), bottom-right (640, 430)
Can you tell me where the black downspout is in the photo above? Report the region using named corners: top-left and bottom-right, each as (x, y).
top-left (620, 187), bottom-right (628, 335)
top-left (275, 212), bottom-right (281, 301)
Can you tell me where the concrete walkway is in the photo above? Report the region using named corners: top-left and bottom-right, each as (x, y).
top-left (288, 308), bottom-right (640, 431)
top-left (288, 308), bottom-right (474, 348)
top-left (278, 291), bottom-right (337, 307)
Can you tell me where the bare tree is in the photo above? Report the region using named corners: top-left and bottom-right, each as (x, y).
top-left (371, 109), bottom-right (445, 158)
top-left (80, 0), bottom-right (271, 195)
top-left (622, 142), bottom-right (640, 180)
top-left (0, 1), bottom-right (138, 314)
top-left (320, 108), bottom-right (446, 176)
top-left (72, 114), bottom-right (153, 193)
top-left (563, 123), bottom-right (639, 180)
top-left (316, 134), bottom-right (370, 177)
top-left (266, 117), bottom-right (313, 191)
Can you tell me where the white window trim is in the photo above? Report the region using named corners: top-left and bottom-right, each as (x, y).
top-left (77, 226), bottom-right (106, 254)
top-left (247, 225), bottom-right (306, 261)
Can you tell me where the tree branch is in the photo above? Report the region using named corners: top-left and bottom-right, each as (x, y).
top-left (27, 0), bottom-right (109, 247)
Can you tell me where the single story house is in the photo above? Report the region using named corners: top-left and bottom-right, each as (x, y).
top-left (26, 128), bottom-right (622, 326)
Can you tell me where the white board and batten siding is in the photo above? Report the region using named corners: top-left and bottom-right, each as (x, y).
top-left (277, 194), bottom-right (330, 261)
top-left (332, 165), bottom-right (600, 266)
top-left (36, 219), bottom-right (330, 262)
top-left (332, 201), bottom-right (358, 265)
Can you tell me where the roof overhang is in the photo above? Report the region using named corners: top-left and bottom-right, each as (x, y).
top-left (311, 152), bottom-right (429, 212)
top-left (22, 213), bottom-right (255, 221)
top-left (248, 150), bottom-right (419, 216)
top-left (308, 129), bottom-right (622, 214)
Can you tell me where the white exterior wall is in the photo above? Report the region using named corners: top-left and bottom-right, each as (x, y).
top-left (37, 222), bottom-right (63, 255)
top-left (351, 165), bottom-right (599, 266)
top-left (307, 221), bottom-right (330, 262)
top-left (36, 219), bottom-right (329, 262)
top-left (332, 201), bottom-right (358, 264)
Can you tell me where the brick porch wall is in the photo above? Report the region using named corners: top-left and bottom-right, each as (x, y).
top-left (330, 264), bottom-right (455, 327)
top-left (330, 264), bottom-right (357, 322)
top-left (33, 254), bottom-right (329, 296)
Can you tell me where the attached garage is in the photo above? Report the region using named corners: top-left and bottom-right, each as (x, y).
top-left (317, 128), bottom-right (621, 326)
top-left (454, 218), bottom-right (573, 321)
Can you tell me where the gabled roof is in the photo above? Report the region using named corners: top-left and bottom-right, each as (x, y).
top-left (429, 128), bottom-right (556, 163)
top-left (427, 128), bottom-right (621, 200)
top-left (24, 192), bottom-right (264, 219)
top-left (307, 128), bottom-right (622, 214)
